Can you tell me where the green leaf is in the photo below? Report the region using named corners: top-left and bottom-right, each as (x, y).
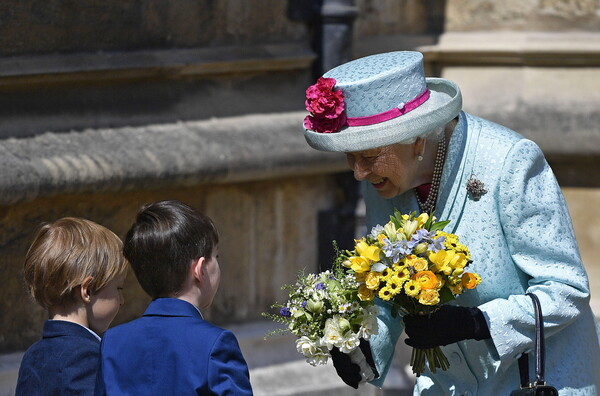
top-left (430, 220), bottom-right (450, 231)
top-left (439, 287), bottom-right (456, 302)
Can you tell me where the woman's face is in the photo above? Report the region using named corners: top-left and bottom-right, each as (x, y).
top-left (346, 143), bottom-right (421, 199)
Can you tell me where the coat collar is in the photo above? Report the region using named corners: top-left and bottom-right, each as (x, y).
top-left (42, 320), bottom-right (100, 343)
top-left (143, 298), bottom-right (203, 319)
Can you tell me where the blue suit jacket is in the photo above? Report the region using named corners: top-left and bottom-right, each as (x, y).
top-left (16, 320), bottom-right (101, 396)
top-left (95, 298), bottom-right (253, 396)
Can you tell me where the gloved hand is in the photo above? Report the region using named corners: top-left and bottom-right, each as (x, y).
top-left (403, 305), bottom-right (491, 349)
top-left (330, 340), bottom-right (379, 389)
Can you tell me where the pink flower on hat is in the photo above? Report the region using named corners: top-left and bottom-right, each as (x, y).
top-left (303, 77), bottom-right (347, 133)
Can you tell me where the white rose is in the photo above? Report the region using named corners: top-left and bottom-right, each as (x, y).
top-left (296, 336), bottom-right (318, 357)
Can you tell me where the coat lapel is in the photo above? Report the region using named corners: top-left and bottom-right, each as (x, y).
top-left (437, 112), bottom-right (481, 233)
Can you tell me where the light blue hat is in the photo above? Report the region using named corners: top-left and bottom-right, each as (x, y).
top-left (303, 51), bottom-right (462, 152)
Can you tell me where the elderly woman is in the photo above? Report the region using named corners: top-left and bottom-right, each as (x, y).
top-left (303, 51), bottom-right (600, 395)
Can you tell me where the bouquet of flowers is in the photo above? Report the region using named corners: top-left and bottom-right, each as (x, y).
top-left (339, 209), bottom-right (482, 376)
top-left (263, 255), bottom-right (379, 379)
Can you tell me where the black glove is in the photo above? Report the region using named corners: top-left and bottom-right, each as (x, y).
top-left (403, 305), bottom-right (491, 349)
top-left (330, 340), bottom-right (379, 389)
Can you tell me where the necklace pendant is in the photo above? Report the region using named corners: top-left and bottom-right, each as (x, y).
top-left (466, 174), bottom-right (487, 201)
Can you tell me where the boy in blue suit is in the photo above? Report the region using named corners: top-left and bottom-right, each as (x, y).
top-left (16, 217), bottom-right (128, 396)
top-left (95, 200), bottom-right (253, 396)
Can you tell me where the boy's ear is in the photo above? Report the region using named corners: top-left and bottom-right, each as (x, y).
top-left (191, 257), bottom-right (206, 283)
top-left (79, 276), bottom-right (95, 303)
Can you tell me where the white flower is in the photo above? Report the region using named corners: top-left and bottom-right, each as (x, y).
top-left (296, 336), bottom-right (319, 358)
top-left (306, 346), bottom-right (329, 366)
top-left (383, 222), bottom-right (398, 241)
top-left (338, 331), bottom-right (360, 354)
top-left (322, 318), bottom-right (343, 350)
top-left (338, 303), bottom-right (351, 314)
top-left (357, 307), bottom-right (379, 339)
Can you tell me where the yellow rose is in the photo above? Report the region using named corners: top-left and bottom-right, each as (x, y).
top-left (418, 289), bottom-right (440, 305)
top-left (406, 255), bottom-right (428, 271)
top-left (365, 271), bottom-right (381, 290)
top-left (357, 284), bottom-right (374, 301)
top-left (355, 271), bottom-right (367, 282)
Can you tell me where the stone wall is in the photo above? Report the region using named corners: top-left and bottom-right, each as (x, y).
top-left (1, 1), bottom-right (599, 395)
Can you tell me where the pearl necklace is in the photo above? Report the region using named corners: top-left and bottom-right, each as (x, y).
top-left (415, 133), bottom-right (447, 214)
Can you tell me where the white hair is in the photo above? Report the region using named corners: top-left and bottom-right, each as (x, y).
top-left (398, 124), bottom-right (445, 145)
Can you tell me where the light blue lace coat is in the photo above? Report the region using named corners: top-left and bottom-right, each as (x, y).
top-left (365, 111), bottom-right (600, 395)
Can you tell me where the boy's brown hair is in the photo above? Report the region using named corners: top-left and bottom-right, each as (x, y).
top-left (23, 217), bottom-right (128, 310)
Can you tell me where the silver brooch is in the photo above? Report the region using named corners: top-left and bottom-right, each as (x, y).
top-left (466, 175), bottom-right (487, 201)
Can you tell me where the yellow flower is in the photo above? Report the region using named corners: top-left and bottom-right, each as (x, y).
top-left (392, 264), bottom-right (411, 282)
top-left (404, 280), bottom-right (421, 297)
top-left (365, 271), bottom-right (381, 290)
top-left (380, 266), bottom-right (393, 281)
top-left (405, 255), bottom-right (428, 271)
top-left (349, 256), bottom-right (371, 273)
top-left (418, 289), bottom-right (440, 305)
top-left (402, 220), bottom-right (419, 239)
top-left (383, 223), bottom-right (398, 241)
top-left (355, 271), bottom-right (367, 283)
top-left (449, 252), bottom-right (468, 270)
top-left (386, 277), bottom-right (403, 297)
top-left (437, 231), bottom-right (458, 247)
top-left (416, 213), bottom-right (429, 227)
top-left (355, 240), bottom-right (381, 262)
top-left (358, 284), bottom-right (375, 301)
top-left (378, 286), bottom-right (394, 301)
top-left (436, 274), bottom-right (445, 288)
top-left (413, 242), bottom-right (428, 255)
top-left (428, 250), bottom-right (452, 274)
top-left (461, 272), bottom-right (482, 289)
top-left (412, 271), bottom-right (439, 290)
top-left (448, 283), bottom-right (463, 295)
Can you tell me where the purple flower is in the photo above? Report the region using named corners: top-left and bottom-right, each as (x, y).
top-left (429, 236), bottom-right (446, 252)
top-left (279, 307), bottom-right (291, 317)
top-left (382, 238), bottom-right (412, 262)
top-left (316, 282), bottom-right (327, 290)
top-left (411, 229), bottom-right (446, 252)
